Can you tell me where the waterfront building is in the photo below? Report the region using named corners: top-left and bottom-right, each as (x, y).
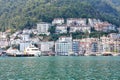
top-left (39, 41), bottom-right (54, 55)
top-left (52, 18), bottom-right (64, 25)
top-left (37, 22), bottom-right (51, 35)
top-left (19, 41), bottom-right (31, 52)
top-left (55, 37), bottom-right (72, 56)
top-left (100, 36), bottom-right (120, 53)
top-left (72, 40), bottom-right (80, 54)
top-left (91, 42), bottom-right (98, 52)
top-left (79, 38), bottom-right (99, 54)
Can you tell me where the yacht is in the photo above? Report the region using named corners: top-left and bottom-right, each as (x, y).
top-left (24, 44), bottom-right (41, 57)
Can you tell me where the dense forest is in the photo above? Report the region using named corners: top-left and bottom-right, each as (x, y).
top-left (0, 0), bottom-right (120, 31)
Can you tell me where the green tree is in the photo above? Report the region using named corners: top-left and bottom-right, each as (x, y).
top-left (48, 26), bottom-right (56, 35)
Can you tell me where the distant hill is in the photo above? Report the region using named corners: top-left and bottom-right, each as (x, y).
top-left (0, 0), bottom-right (120, 31)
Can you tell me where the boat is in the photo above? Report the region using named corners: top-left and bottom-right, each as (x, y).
top-left (96, 53), bottom-right (102, 56)
top-left (84, 53), bottom-right (89, 56)
top-left (102, 52), bottom-right (113, 56)
top-left (6, 46), bottom-right (40, 57)
top-left (24, 44), bottom-right (41, 57)
top-left (6, 47), bottom-right (31, 57)
top-left (112, 53), bottom-right (120, 56)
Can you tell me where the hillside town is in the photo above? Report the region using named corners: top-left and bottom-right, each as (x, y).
top-left (0, 18), bottom-right (120, 56)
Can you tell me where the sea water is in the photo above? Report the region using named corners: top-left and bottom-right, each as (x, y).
top-left (0, 56), bottom-right (120, 80)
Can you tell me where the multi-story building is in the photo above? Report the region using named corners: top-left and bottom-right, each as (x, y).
top-left (79, 38), bottom-right (99, 54)
top-left (19, 33), bottom-right (30, 41)
top-left (117, 28), bottom-right (120, 33)
top-left (0, 32), bottom-right (9, 48)
top-left (56, 25), bottom-right (67, 33)
top-left (93, 22), bottom-right (116, 32)
top-left (0, 38), bottom-right (9, 48)
top-left (69, 25), bottom-right (91, 33)
top-left (39, 41), bottom-right (54, 53)
top-left (67, 18), bottom-right (86, 26)
top-left (100, 35), bottom-right (120, 53)
top-left (37, 22), bottom-right (51, 35)
top-left (88, 18), bottom-right (101, 27)
top-left (91, 42), bottom-right (98, 52)
top-left (19, 41), bottom-right (31, 52)
top-left (72, 40), bottom-right (80, 54)
top-left (52, 18), bottom-right (64, 25)
top-left (55, 37), bottom-right (72, 56)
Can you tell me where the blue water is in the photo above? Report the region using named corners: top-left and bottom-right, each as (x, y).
top-left (0, 56), bottom-right (120, 80)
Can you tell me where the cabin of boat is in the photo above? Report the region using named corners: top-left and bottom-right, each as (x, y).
top-left (24, 44), bottom-right (41, 56)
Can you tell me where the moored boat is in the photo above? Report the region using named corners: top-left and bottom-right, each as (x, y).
top-left (24, 44), bottom-right (41, 57)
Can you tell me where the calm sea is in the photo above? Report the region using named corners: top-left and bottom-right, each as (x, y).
top-left (0, 56), bottom-right (120, 80)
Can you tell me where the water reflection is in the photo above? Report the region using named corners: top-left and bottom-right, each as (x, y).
top-left (0, 57), bottom-right (120, 79)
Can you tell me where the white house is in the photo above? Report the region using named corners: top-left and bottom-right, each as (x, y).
top-left (40, 42), bottom-right (54, 52)
top-left (19, 41), bottom-right (31, 52)
top-left (56, 25), bottom-right (67, 33)
top-left (52, 18), bottom-right (64, 25)
top-left (37, 22), bottom-right (51, 35)
top-left (19, 33), bottom-right (30, 41)
top-left (67, 18), bottom-right (86, 26)
top-left (88, 18), bottom-right (101, 27)
top-left (69, 25), bottom-right (91, 33)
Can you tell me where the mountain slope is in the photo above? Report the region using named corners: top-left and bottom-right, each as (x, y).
top-left (0, 0), bottom-right (120, 31)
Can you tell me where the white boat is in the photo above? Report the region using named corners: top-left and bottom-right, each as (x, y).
top-left (112, 53), bottom-right (120, 56)
top-left (24, 44), bottom-right (41, 57)
top-left (84, 53), bottom-right (89, 56)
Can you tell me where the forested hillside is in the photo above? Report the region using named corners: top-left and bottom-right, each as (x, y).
top-left (0, 0), bottom-right (120, 31)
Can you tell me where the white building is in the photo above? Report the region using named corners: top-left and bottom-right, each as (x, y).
top-left (52, 18), bottom-right (64, 25)
top-left (39, 41), bottom-right (54, 52)
top-left (56, 25), bottom-right (67, 33)
top-left (117, 28), bottom-right (120, 33)
top-left (23, 29), bottom-right (32, 34)
top-left (94, 22), bottom-right (116, 32)
top-left (19, 33), bottom-right (30, 41)
top-left (88, 18), bottom-right (101, 27)
top-left (109, 33), bottom-right (120, 39)
top-left (67, 18), bottom-right (86, 26)
top-left (37, 22), bottom-right (51, 35)
top-left (0, 38), bottom-right (9, 48)
top-left (19, 41), bottom-right (31, 52)
top-left (69, 26), bottom-right (91, 33)
top-left (55, 37), bottom-right (72, 56)
top-left (10, 39), bottom-right (21, 46)
top-left (0, 32), bottom-right (9, 48)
